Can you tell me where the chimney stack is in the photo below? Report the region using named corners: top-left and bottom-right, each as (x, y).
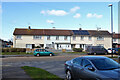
top-left (28, 26), bottom-right (31, 30)
top-left (79, 28), bottom-right (82, 30)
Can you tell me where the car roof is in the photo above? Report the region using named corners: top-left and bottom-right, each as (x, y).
top-left (36, 49), bottom-right (45, 50)
top-left (77, 56), bottom-right (108, 60)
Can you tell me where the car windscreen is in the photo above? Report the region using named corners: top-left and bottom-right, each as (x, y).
top-left (91, 58), bottom-right (120, 70)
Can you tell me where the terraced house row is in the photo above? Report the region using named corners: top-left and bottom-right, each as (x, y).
top-left (13, 27), bottom-right (112, 50)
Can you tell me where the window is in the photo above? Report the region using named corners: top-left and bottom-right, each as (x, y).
top-left (113, 39), bottom-right (117, 42)
top-left (26, 44), bottom-right (35, 49)
top-left (16, 35), bottom-right (21, 39)
top-left (73, 36), bottom-right (76, 40)
top-left (97, 36), bottom-right (104, 40)
top-left (46, 44), bottom-right (52, 48)
top-left (47, 36), bottom-right (50, 40)
top-left (68, 45), bottom-right (69, 47)
top-left (91, 58), bottom-right (119, 70)
top-left (88, 36), bottom-right (92, 40)
top-left (64, 36), bottom-right (68, 40)
top-left (97, 44), bottom-right (104, 47)
top-left (60, 45), bottom-right (61, 48)
top-left (56, 36), bottom-right (59, 40)
top-left (81, 36), bottom-right (84, 40)
top-left (73, 58), bottom-right (82, 65)
top-left (33, 36), bottom-right (42, 39)
top-left (82, 59), bottom-right (91, 67)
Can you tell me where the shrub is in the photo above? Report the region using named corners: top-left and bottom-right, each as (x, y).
top-left (2, 48), bottom-right (9, 52)
top-left (21, 48), bottom-right (26, 52)
top-left (73, 48), bottom-right (83, 52)
top-left (2, 48), bottom-right (26, 52)
top-left (11, 48), bottom-right (17, 52)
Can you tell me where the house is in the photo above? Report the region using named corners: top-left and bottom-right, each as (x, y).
top-left (113, 33), bottom-right (120, 48)
top-left (13, 27), bottom-right (112, 50)
top-left (71, 30), bottom-right (112, 50)
top-left (13, 27), bottom-right (72, 49)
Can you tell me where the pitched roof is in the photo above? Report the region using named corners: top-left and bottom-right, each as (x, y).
top-left (13, 28), bottom-right (72, 36)
top-left (113, 34), bottom-right (120, 39)
top-left (87, 30), bottom-right (111, 36)
top-left (13, 28), bottom-right (111, 36)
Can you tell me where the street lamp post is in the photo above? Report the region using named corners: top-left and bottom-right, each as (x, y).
top-left (108, 4), bottom-right (113, 57)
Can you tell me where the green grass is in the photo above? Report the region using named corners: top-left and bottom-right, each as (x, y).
top-left (2, 52), bottom-right (33, 55)
top-left (21, 66), bottom-right (63, 80)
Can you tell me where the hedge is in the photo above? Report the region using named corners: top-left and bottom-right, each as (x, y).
top-left (2, 48), bottom-right (26, 52)
top-left (73, 48), bottom-right (83, 52)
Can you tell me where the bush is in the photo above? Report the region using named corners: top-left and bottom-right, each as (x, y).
top-left (2, 48), bottom-right (9, 52)
top-left (2, 48), bottom-right (26, 52)
top-left (73, 48), bottom-right (83, 52)
top-left (21, 48), bottom-right (26, 52)
top-left (11, 48), bottom-right (17, 52)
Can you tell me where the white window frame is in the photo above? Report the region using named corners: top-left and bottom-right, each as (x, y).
top-left (113, 39), bottom-right (117, 42)
top-left (16, 35), bottom-right (21, 39)
top-left (97, 36), bottom-right (104, 40)
top-left (64, 36), bottom-right (68, 40)
top-left (47, 36), bottom-right (50, 40)
top-left (81, 36), bottom-right (84, 40)
top-left (33, 35), bottom-right (42, 39)
top-left (97, 44), bottom-right (104, 47)
top-left (88, 36), bottom-right (92, 40)
top-left (56, 36), bottom-right (59, 40)
top-left (73, 36), bottom-right (76, 40)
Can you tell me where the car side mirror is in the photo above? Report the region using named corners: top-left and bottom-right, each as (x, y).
top-left (88, 67), bottom-right (95, 71)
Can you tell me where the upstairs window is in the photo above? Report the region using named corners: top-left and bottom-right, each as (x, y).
top-left (56, 36), bottom-right (59, 40)
top-left (33, 36), bottom-right (42, 39)
top-left (113, 39), bottom-right (117, 42)
top-left (97, 44), bottom-right (104, 47)
top-left (73, 36), bottom-right (76, 40)
top-left (64, 36), bottom-right (68, 40)
top-left (47, 36), bottom-right (50, 40)
top-left (97, 36), bottom-right (104, 40)
top-left (81, 36), bottom-right (84, 40)
top-left (88, 36), bottom-right (92, 40)
top-left (16, 35), bottom-right (21, 39)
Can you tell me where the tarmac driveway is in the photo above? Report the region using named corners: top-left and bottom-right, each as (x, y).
top-left (2, 54), bottom-right (114, 79)
top-left (2, 54), bottom-right (82, 79)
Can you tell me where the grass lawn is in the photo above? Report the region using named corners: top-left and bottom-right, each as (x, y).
top-left (21, 66), bottom-right (63, 80)
top-left (2, 52), bottom-right (33, 55)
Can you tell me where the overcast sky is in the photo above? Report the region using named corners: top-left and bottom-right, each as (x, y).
top-left (1, 2), bottom-right (119, 40)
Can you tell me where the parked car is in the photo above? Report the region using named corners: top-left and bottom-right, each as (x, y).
top-left (86, 46), bottom-right (108, 55)
top-left (65, 56), bottom-right (120, 80)
top-left (114, 48), bottom-right (120, 55)
top-left (33, 49), bottom-right (54, 56)
top-left (107, 48), bottom-right (116, 54)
